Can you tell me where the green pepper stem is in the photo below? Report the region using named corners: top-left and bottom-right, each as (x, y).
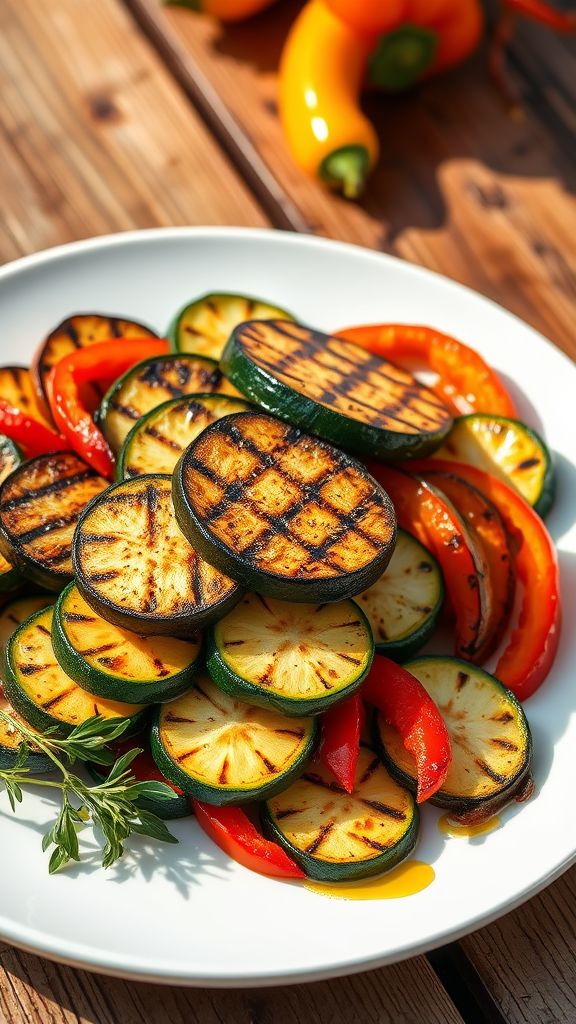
top-left (320, 146), bottom-right (370, 200)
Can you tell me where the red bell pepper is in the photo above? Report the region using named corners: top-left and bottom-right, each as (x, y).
top-left (421, 467), bottom-right (515, 662)
top-left (369, 463), bottom-right (492, 662)
top-left (338, 323), bottom-right (517, 418)
top-left (363, 656), bottom-right (451, 802)
top-left (48, 338), bottom-right (168, 479)
top-left (319, 692), bottom-right (364, 794)
top-left (193, 801), bottom-right (305, 880)
top-left (0, 400), bottom-right (68, 457)
top-left (110, 739), bottom-right (184, 794)
top-left (410, 459), bottom-right (561, 700)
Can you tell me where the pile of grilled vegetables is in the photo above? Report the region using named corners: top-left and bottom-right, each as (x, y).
top-left (0, 290), bottom-right (555, 883)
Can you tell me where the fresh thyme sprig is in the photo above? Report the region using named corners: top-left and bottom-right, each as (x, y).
top-left (0, 712), bottom-right (179, 873)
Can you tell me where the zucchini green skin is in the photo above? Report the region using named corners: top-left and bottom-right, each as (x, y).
top-left (0, 562), bottom-right (24, 593)
top-left (220, 324), bottom-right (452, 461)
top-left (374, 656), bottom-right (533, 820)
top-left (0, 743), bottom-right (52, 774)
top-left (260, 790), bottom-right (419, 883)
top-left (168, 292), bottom-right (295, 358)
top-left (206, 601), bottom-right (374, 717)
top-left (0, 436), bottom-right (23, 481)
top-left (87, 761), bottom-right (190, 820)
top-left (150, 710), bottom-right (318, 806)
top-left (51, 583), bottom-right (203, 706)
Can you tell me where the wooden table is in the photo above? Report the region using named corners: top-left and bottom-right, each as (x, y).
top-left (0, 0), bottom-right (575, 1020)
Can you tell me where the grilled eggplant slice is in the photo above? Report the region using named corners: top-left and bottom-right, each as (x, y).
top-left (0, 594), bottom-right (52, 657)
top-left (356, 529), bottom-right (443, 659)
top-left (74, 474), bottom-right (241, 636)
top-left (0, 690), bottom-right (53, 773)
top-left (261, 744), bottom-right (418, 881)
top-left (98, 353), bottom-right (239, 455)
top-left (220, 321), bottom-right (453, 459)
top-left (151, 675), bottom-right (317, 804)
top-left (208, 594), bottom-right (373, 715)
top-left (32, 313), bottom-right (158, 405)
top-left (173, 411), bottom-right (397, 603)
top-left (52, 583), bottom-right (203, 705)
top-left (434, 414), bottom-right (555, 517)
top-left (0, 366), bottom-right (53, 427)
top-left (117, 393), bottom-right (253, 480)
top-left (0, 452), bottom-right (108, 590)
top-left (374, 656), bottom-right (533, 823)
top-left (3, 607), bottom-right (147, 736)
top-left (169, 292), bottom-right (294, 361)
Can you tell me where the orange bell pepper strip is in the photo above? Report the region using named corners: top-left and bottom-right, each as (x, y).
top-left (164, 0), bottom-right (278, 19)
top-left (339, 323), bottom-right (517, 418)
top-left (363, 656), bottom-right (452, 802)
top-left (193, 802), bottom-right (305, 879)
top-left (369, 463), bottom-right (493, 662)
top-left (319, 692), bottom-right (365, 794)
top-left (48, 339), bottom-right (168, 480)
top-left (409, 460), bottom-right (561, 701)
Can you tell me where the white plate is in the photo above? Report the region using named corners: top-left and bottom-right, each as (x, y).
top-left (0, 227), bottom-right (574, 987)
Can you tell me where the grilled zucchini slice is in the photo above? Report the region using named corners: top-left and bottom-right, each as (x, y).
top-left (151, 675), bottom-right (317, 804)
top-left (375, 656), bottom-right (533, 823)
top-left (88, 740), bottom-right (190, 820)
top-left (0, 437), bottom-right (25, 592)
top-left (173, 411), bottom-right (397, 603)
top-left (0, 594), bottom-right (52, 657)
top-left (0, 452), bottom-right (108, 590)
top-left (261, 744), bottom-right (418, 881)
top-left (74, 474), bottom-right (241, 636)
top-left (169, 292), bottom-right (294, 361)
top-left (434, 414), bottom-right (555, 517)
top-left (3, 607), bottom-right (147, 736)
top-left (117, 393), bottom-right (253, 480)
top-left (208, 595), bottom-right (373, 715)
top-left (52, 583), bottom-right (203, 705)
top-left (356, 530), bottom-right (443, 659)
top-left (31, 313), bottom-right (158, 405)
top-left (0, 690), bottom-right (53, 773)
top-left (221, 321), bottom-right (453, 460)
top-left (0, 366), bottom-right (53, 427)
top-left (98, 353), bottom-right (239, 455)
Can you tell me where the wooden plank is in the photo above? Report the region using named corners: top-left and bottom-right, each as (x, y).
top-left (126, 0), bottom-right (576, 356)
top-left (0, 0), bottom-right (267, 264)
top-left (0, 945), bottom-right (465, 1024)
top-left (461, 864), bottom-right (576, 1024)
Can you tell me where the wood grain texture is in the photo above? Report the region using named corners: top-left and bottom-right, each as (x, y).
top-left (461, 864), bottom-right (576, 1024)
top-left (0, 945), bottom-right (465, 1024)
top-left (126, 0), bottom-right (576, 356)
top-left (0, 0), bottom-right (267, 264)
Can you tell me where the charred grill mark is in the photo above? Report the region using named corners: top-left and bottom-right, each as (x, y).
top-left (36, 624), bottom-right (52, 637)
top-left (80, 643), bottom-right (118, 657)
top-left (110, 318), bottom-right (123, 338)
top-left (64, 612), bottom-right (97, 624)
top-left (110, 401), bottom-right (141, 421)
top-left (302, 772), bottom-right (347, 795)
top-left (337, 653), bottom-right (362, 666)
top-left (475, 759), bottom-right (508, 784)
top-left (165, 715), bottom-right (195, 724)
top-left (195, 685), bottom-right (227, 715)
top-left (145, 483), bottom-right (159, 545)
top-left (152, 657), bottom-right (170, 678)
top-left (457, 671), bottom-right (469, 690)
top-left (325, 620), bottom-right (362, 628)
top-left (143, 426), bottom-right (183, 451)
top-left (255, 593), bottom-right (274, 616)
top-left (490, 738), bottom-right (519, 751)
top-left (0, 468), bottom-right (95, 512)
top-left (19, 663), bottom-right (51, 675)
top-left (63, 321), bottom-right (81, 346)
top-left (275, 807), bottom-right (302, 819)
top-left (176, 746), bottom-right (203, 763)
top-left (43, 548), bottom-right (73, 567)
top-left (42, 686), bottom-right (76, 709)
top-left (312, 664), bottom-right (333, 690)
top-left (187, 551), bottom-right (202, 609)
top-left (218, 757), bottom-right (229, 785)
top-left (275, 728), bottom-right (305, 738)
top-left (223, 639), bottom-right (246, 647)
top-left (16, 512), bottom-right (82, 546)
top-left (361, 798), bottom-right (407, 821)
top-left (304, 822), bottom-right (334, 854)
top-left (80, 533), bottom-right (118, 544)
top-left (493, 711), bottom-right (514, 723)
top-left (254, 749), bottom-right (277, 773)
top-left (88, 570), bottom-right (121, 583)
top-left (517, 458), bottom-right (540, 470)
top-left (206, 300), bottom-right (218, 315)
top-left (97, 656), bottom-right (125, 670)
top-left (359, 757), bottom-right (380, 785)
top-left (351, 834), bottom-right (391, 853)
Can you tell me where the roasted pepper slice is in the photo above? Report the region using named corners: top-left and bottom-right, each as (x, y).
top-left (363, 656), bottom-right (451, 802)
top-left (339, 323), bottom-right (517, 418)
top-left (319, 693), bottom-right (364, 794)
top-left (0, 401), bottom-right (68, 458)
top-left (193, 801), bottom-right (306, 879)
top-left (49, 339), bottom-right (168, 479)
top-left (410, 459), bottom-right (561, 700)
top-left (369, 463), bottom-right (492, 663)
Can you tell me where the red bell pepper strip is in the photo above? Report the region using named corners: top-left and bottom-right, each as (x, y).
top-left (368, 462), bottom-right (491, 662)
top-left (0, 400), bottom-right (68, 457)
top-left (409, 459), bottom-right (561, 700)
top-left (338, 323), bottom-right (517, 418)
top-left (363, 656), bottom-right (451, 802)
top-left (421, 468), bottom-right (515, 662)
top-left (193, 801), bottom-right (305, 880)
top-left (319, 692), bottom-right (364, 794)
top-left (48, 338), bottom-right (168, 479)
